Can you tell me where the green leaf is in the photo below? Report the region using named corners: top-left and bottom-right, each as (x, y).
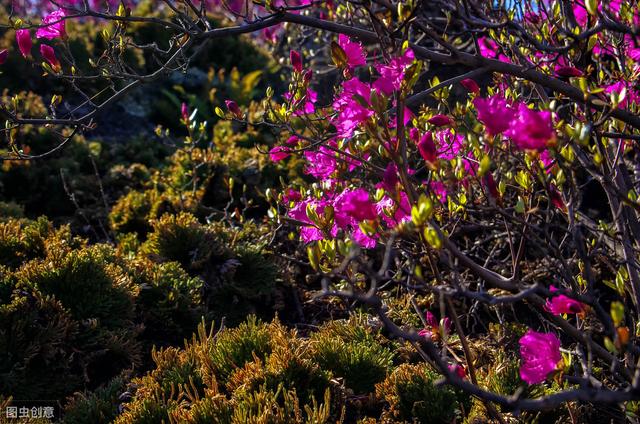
top-left (585, 0), bottom-right (599, 16)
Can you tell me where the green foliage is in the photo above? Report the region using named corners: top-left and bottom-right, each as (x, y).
top-left (129, 259), bottom-right (205, 347)
top-left (310, 316), bottom-right (394, 394)
top-left (141, 212), bottom-right (226, 271)
top-left (114, 317), bottom-right (340, 424)
top-left (63, 374), bottom-right (130, 424)
top-left (376, 363), bottom-right (463, 423)
top-left (205, 316), bottom-right (274, 382)
top-left (0, 216), bottom-right (79, 268)
top-left (0, 216), bottom-right (210, 407)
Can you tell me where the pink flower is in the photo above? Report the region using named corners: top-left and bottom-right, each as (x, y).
top-left (285, 88), bottom-right (317, 115)
top-left (40, 44), bottom-right (60, 71)
top-left (372, 49), bottom-right (414, 95)
top-left (428, 114), bottom-right (453, 127)
top-left (435, 129), bottom-right (465, 161)
top-left (519, 330), bottom-right (562, 385)
top-left (351, 227), bottom-right (377, 248)
top-left (332, 78), bottom-right (373, 138)
top-left (473, 96), bottom-right (515, 136)
top-left (540, 150), bottom-right (554, 173)
top-left (604, 81), bottom-right (640, 109)
top-left (338, 34), bottom-right (366, 69)
top-left (376, 192), bottom-right (411, 227)
top-left (16, 29), bottom-right (32, 58)
top-left (417, 131), bottom-right (437, 163)
top-left (289, 198), bottom-right (337, 243)
top-left (544, 286), bottom-right (585, 315)
top-left (304, 146), bottom-right (337, 179)
top-left (478, 37), bottom-right (499, 58)
top-left (0, 49), bottom-right (8, 65)
top-left (430, 181), bottom-right (448, 203)
top-left (269, 146), bottom-right (290, 162)
top-left (460, 78), bottom-right (480, 94)
top-left (573, 4), bottom-right (589, 27)
top-left (290, 50), bottom-right (303, 73)
top-left (283, 188), bottom-right (301, 203)
top-left (419, 311), bottom-right (451, 341)
top-left (477, 37), bottom-right (510, 62)
top-left (505, 104), bottom-right (554, 151)
top-left (36, 10), bottom-right (66, 40)
top-left (336, 188), bottom-right (377, 221)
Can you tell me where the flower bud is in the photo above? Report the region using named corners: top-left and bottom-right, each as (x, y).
top-left (16, 29), bottom-right (32, 58)
top-left (460, 78), bottom-right (480, 94)
top-left (290, 50), bottom-right (303, 73)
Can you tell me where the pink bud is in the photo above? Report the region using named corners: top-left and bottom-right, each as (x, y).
top-left (303, 69), bottom-right (313, 83)
top-left (460, 78), bottom-right (480, 94)
top-left (16, 29), bottom-right (32, 58)
top-left (449, 364), bottom-right (467, 379)
top-left (225, 100), bottom-right (242, 118)
top-left (428, 114), bottom-right (452, 127)
top-left (290, 50), bottom-right (303, 73)
top-left (554, 66), bottom-right (583, 78)
top-left (425, 311), bottom-right (438, 328)
top-left (269, 146), bottom-right (290, 162)
top-left (417, 131), bottom-right (437, 163)
top-left (482, 173), bottom-right (499, 200)
top-left (549, 184), bottom-right (566, 211)
top-left (0, 49), bottom-right (8, 65)
top-left (40, 44), bottom-right (60, 70)
top-left (181, 102), bottom-right (189, 122)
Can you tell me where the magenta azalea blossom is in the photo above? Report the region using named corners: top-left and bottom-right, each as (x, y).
top-left (519, 330), bottom-right (562, 384)
top-left (285, 88), bottom-right (318, 115)
top-left (473, 96), bottom-right (515, 136)
top-left (544, 286), bottom-right (585, 315)
top-left (332, 78), bottom-right (373, 138)
top-left (304, 146), bottom-right (337, 180)
top-left (336, 188), bottom-right (377, 222)
top-left (435, 129), bottom-right (465, 161)
top-left (372, 49), bottom-right (414, 95)
top-left (16, 29), bottom-right (32, 58)
top-left (269, 146), bottom-right (291, 162)
top-left (289, 198), bottom-right (337, 243)
top-left (605, 81), bottom-right (640, 109)
top-left (376, 192), bottom-right (411, 227)
top-left (338, 34), bottom-right (366, 69)
top-left (505, 104), bottom-right (554, 151)
top-left (36, 10), bottom-right (66, 40)
top-left (430, 181), bottom-right (448, 203)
